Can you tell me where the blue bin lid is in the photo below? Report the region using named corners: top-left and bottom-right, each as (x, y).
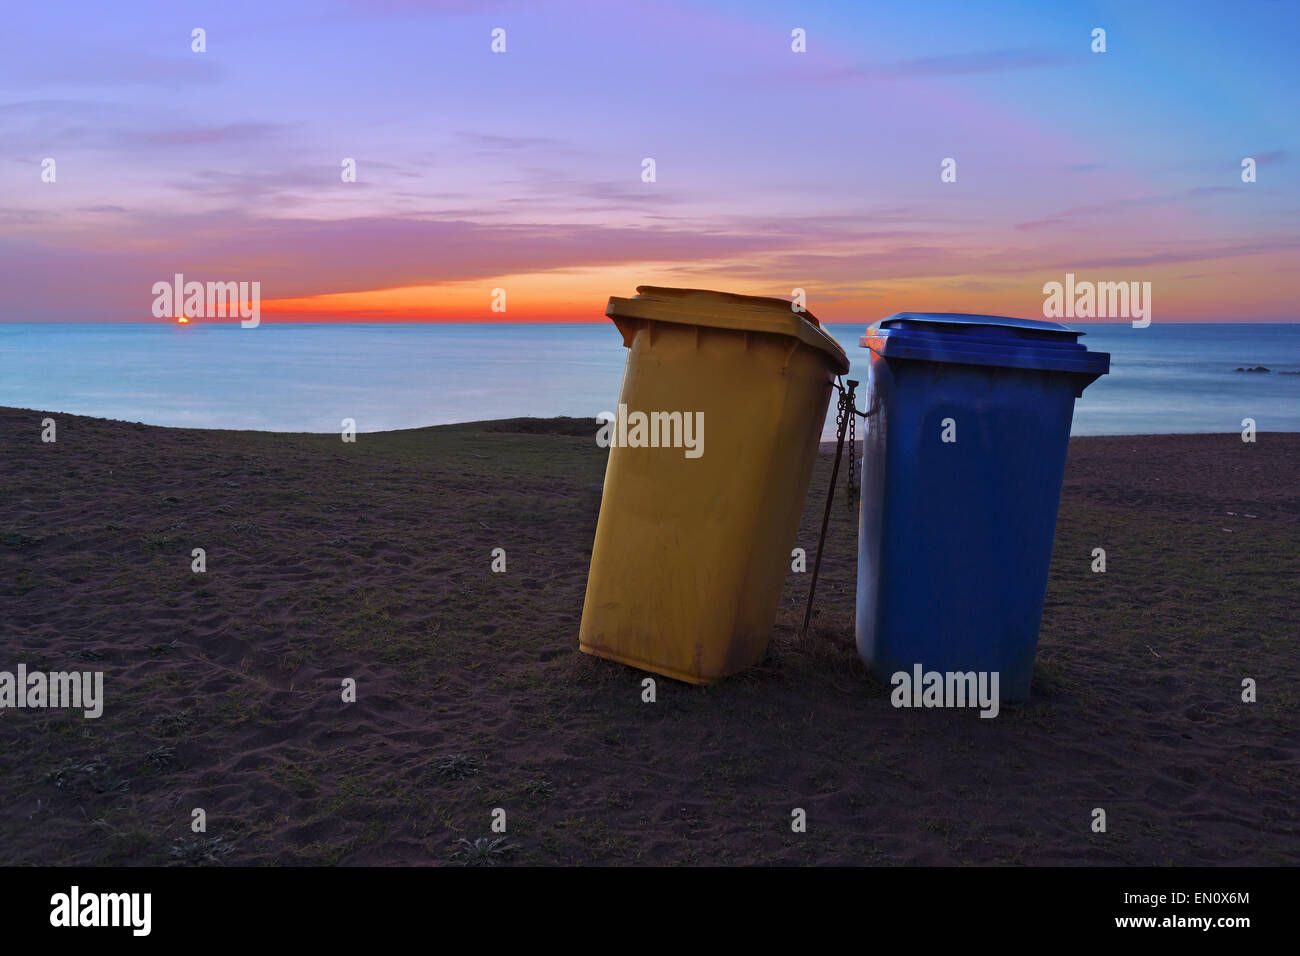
top-left (860, 312), bottom-right (1110, 377)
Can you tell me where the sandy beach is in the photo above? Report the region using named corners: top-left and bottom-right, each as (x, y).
top-left (1, 406), bottom-right (1296, 865)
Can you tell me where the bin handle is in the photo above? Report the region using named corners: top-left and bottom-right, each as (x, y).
top-left (834, 378), bottom-right (877, 420)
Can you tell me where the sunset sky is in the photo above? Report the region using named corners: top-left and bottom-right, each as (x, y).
top-left (3, 0), bottom-right (1297, 322)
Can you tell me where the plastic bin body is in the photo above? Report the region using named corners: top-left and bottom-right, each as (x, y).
top-left (855, 313), bottom-right (1109, 702)
top-left (580, 286), bottom-right (849, 684)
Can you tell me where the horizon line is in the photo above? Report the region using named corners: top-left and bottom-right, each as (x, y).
top-left (3, 318), bottom-right (1298, 326)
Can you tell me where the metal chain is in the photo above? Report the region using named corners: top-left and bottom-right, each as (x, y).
top-left (834, 383), bottom-right (847, 448)
top-left (846, 387), bottom-right (858, 512)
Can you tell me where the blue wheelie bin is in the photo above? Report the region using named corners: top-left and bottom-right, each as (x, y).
top-left (856, 313), bottom-right (1109, 703)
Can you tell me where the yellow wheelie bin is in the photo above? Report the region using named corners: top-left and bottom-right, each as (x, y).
top-left (579, 286), bottom-right (850, 683)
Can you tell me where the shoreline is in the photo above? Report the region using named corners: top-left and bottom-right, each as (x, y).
top-left (5, 404), bottom-right (1294, 442)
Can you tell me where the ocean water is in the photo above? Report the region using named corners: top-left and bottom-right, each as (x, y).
top-left (2, 322), bottom-right (1297, 438)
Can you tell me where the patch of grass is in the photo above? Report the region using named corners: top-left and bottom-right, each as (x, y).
top-left (270, 754), bottom-right (320, 798)
top-left (436, 754), bottom-right (480, 780)
top-left (167, 836), bottom-right (235, 866)
top-left (293, 839), bottom-right (353, 866)
top-left (320, 774), bottom-right (383, 819)
top-left (523, 778), bottom-right (555, 799)
top-left (144, 745), bottom-right (177, 770)
top-left (152, 710), bottom-right (196, 736)
top-left (91, 815), bottom-right (154, 862)
top-left (454, 836), bottom-right (516, 866)
top-left (46, 757), bottom-right (131, 794)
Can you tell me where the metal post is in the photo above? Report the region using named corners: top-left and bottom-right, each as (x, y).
top-left (801, 379), bottom-right (858, 639)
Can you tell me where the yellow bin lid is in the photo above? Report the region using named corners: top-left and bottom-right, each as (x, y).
top-left (607, 286), bottom-right (850, 375)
